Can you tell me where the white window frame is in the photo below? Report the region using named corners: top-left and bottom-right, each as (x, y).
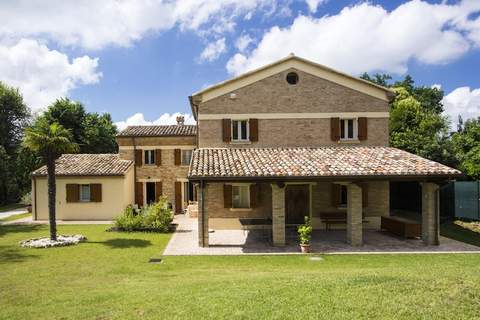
top-left (181, 149), bottom-right (193, 166)
top-left (340, 118), bottom-right (358, 141)
top-left (231, 119), bottom-right (249, 142)
top-left (232, 184), bottom-right (250, 209)
top-left (144, 149), bottom-right (156, 165)
top-left (79, 184), bottom-right (91, 202)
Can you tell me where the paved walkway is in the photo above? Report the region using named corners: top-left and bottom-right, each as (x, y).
top-left (2, 216), bottom-right (112, 225)
top-left (163, 215), bottom-right (480, 255)
top-left (0, 207), bottom-right (28, 220)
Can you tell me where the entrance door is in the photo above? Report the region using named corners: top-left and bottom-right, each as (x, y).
top-left (285, 185), bottom-right (310, 224)
top-left (146, 182), bottom-right (156, 204)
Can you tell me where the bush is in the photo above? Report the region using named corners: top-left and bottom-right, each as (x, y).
top-left (297, 216), bottom-right (312, 245)
top-left (21, 192), bottom-right (31, 206)
top-left (114, 197), bottom-right (173, 232)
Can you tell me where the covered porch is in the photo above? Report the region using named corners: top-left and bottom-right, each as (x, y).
top-left (188, 146), bottom-right (462, 249)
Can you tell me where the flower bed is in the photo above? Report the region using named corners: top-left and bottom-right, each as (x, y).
top-left (20, 235), bottom-right (86, 248)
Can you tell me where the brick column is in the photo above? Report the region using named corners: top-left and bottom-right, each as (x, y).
top-left (421, 182), bottom-right (439, 246)
top-left (271, 184), bottom-right (286, 246)
top-left (347, 183), bottom-right (363, 246)
top-left (198, 182), bottom-right (209, 247)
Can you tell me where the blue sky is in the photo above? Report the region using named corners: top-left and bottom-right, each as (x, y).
top-left (0, 0), bottom-right (479, 129)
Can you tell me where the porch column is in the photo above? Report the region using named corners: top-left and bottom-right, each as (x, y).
top-left (347, 183), bottom-right (363, 246)
top-left (421, 182), bottom-right (440, 246)
top-left (198, 182), bottom-right (209, 247)
top-left (271, 183), bottom-right (286, 246)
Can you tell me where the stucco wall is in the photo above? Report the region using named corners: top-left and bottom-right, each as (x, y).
top-left (32, 168), bottom-right (134, 220)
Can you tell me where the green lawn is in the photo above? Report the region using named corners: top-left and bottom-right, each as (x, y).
top-left (0, 212), bottom-right (31, 223)
top-left (0, 203), bottom-right (25, 213)
top-left (1, 225), bottom-right (480, 319)
top-left (441, 220), bottom-right (480, 247)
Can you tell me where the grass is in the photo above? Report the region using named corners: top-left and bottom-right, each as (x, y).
top-left (441, 219), bottom-right (480, 247)
top-left (0, 203), bottom-right (25, 213)
top-left (1, 224), bottom-right (480, 319)
top-left (0, 212), bottom-right (31, 223)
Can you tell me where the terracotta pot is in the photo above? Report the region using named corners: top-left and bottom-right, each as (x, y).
top-left (300, 244), bottom-right (310, 253)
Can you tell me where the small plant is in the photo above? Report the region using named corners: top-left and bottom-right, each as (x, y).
top-left (298, 216), bottom-right (312, 253)
top-left (113, 197), bottom-right (173, 232)
top-left (21, 192), bottom-right (32, 206)
top-left (114, 205), bottom-right (143, 231)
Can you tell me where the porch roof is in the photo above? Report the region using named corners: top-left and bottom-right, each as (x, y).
top-left (188, 146), bottom-right (462, 181)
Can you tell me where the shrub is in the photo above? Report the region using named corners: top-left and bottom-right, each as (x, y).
top-left (297, 216), bottom-right (312, 245)
top-left (114, 197), bottom-right (173, 232)
top-left (21, 192), bottom-right (31, 205)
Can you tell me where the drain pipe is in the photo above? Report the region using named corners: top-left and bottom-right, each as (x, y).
top-left (132, 137), bottom-right (137, 207)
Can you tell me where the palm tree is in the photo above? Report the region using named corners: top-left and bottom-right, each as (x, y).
top-left (23, 119), bottom-right (78, 240)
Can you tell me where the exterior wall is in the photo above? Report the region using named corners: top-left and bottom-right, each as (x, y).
top-left (197, 68), bottom-right (389, 148)
top-left (117, 135), bottom-right (196, 211)
top-left (32, 168), bottom-right (134, 220)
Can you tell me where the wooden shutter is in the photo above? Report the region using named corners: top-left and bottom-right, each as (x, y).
top-left (135, 182), bottom-right (143, 207)
top-left (249, 119), bottom-right (258, 142)
top-left (135, 149), bottom-right (142, 166)
top-left (222, 119), bottom-right (231, 142)
top-left (223, 184), bottom-right (232, 208)
top-left (175, 182), bottom-right (182, 213)
top-left (155, 149), bottom-right (162, 166)
top-left (249, 184), bottom-right (258, 208)
top-left (361, 183), bottom-right (369, 208)
top-left (331, 183), bottom-right (341, 207)
top-left (66, 184), bottom-right (79, 203)
top-left (155, 181), bottom-right (163, 201)
top-left (358, 117), bottom-right (368, 141)
top-left (331, 117), bottom-right (340, 141)
top-left (174, 149), bottom-right (181, 166)
top-left (90, 184), bottom-right (102, 202)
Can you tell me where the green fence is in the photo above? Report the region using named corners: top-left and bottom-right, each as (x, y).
top-left (440, 181), bottom-right (480, 220)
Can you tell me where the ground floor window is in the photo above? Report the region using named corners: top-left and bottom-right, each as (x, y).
top-left (79, 184), bottom-right (91, 202)
top-left (232, 185), bottom-right (250, 208)
top-left (146, 182), bottom-right (156, 204)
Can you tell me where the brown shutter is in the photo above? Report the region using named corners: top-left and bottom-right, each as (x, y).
top-left (223, 184), bottom-right (232, 208)
top-left (331, 183), bottom-right (341, 207)
top-left (135, 182), bottom-right (143, 207)
top-left (361, 183), bottom-right (369, 208)
top-left (175, 181), bottom-right (182, 213)
top-left (331, 117), bottom-right (340, 141)
top-left (358, 117), bottom-right (368, 141)
top-left (174, 149), bottom-right (181, 166)
top-left (135, 149), bottom-right (142, 166)
top-left (66, 184), bottom-right (79, 203)
top-left (90, 184), bottom-right (102, 202)
top-left (155, 149), bottom-right (162, 166)
top-left (222, 119), bottom-right (231, 142)
top-left (155, 181), bottom-right (163, 201)
top-left (249, 119), bottom-right (258, 142)
top-left (249, 184), bottom-right (258, 208)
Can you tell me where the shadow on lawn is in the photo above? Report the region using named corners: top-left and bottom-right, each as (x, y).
top-left (0, 245), bottom-right (39, 264)
top-left (0, 224), bottom-right (44, 238)
top-left (92, 238), bottom-right (152, 249)
top-left (441, 221), bottom-right (480, 247)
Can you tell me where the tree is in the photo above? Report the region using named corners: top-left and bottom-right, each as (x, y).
top-left (452, 118), bottom-right (480, 179)
top-left (42, 98), bottom-right (118, 153)
top-left (23, 119), bottom-right (78, 240)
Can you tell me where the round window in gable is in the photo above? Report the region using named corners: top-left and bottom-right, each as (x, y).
top-left (286, 72), bottom-right (299, 85)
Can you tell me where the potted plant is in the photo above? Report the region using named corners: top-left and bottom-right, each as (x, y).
top-left (297, 216), bottom-right (312, 253)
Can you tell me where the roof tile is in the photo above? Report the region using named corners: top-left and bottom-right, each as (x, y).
top-left (117, 125), bottom-right (196, 137)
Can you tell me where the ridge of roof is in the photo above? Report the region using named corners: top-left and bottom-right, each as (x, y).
top-left (117, 125), bottom-right (197, 137)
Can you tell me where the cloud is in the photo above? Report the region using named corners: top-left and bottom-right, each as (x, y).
top-left (305, 0), bottom-right (326, 13)
top-left (0, 39), bottom-right (101, 112)
top-left (115, 112), bottom-right (196, 131)
top-left (235, 34), bottom-right (254, 52)
top-left (199, 38), bottom-right (227, 62)
top-left (227, 1), bottom-right (480, 76)
top-left (443, 87), bottom-right (480, 126)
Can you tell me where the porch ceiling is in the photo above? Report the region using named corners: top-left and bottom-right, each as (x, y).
top-left (188, 146), bottom-right (462, 181)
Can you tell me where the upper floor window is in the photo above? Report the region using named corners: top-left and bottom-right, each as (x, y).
top-left (181, 150), bottom-right (193, 166)
top-left (144, 150), bottom-right (155, 165)
top-left (79, 184), bottom-right (91, 202)
top-left (340, 119), bottom-right (357, 140)
top-left (232, 120), bottom-right (249, 142)
top-left (232, 185), bottom-right (250, 208)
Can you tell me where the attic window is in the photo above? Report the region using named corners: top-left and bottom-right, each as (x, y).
top-left (286, 72), bottom-right (299, 85)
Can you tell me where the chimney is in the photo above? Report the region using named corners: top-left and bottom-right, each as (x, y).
top-left (176, 115), bottom-right (185, 126)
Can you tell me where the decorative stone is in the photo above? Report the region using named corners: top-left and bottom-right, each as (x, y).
top-left (20, 235), bottom-right (87, 248)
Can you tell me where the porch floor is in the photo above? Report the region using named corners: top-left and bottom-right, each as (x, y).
top-left (163, 215), bottom-right (480, 255)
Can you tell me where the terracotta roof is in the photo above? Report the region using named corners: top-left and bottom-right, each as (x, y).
top-left (188, 147), bottom-right (461, 180)
top-left (32, 154), bottom-right (133, 177)
top-left (117, 125), bottom-right (196, 137)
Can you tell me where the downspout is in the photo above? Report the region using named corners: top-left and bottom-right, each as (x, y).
top-left (132, 137), bottom-right (137, 205)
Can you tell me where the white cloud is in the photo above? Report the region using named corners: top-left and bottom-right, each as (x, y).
top-left (115, 112), bottom-right (196, 131)
top-left (0, 39), bottom-right (101, 112)
top-left (305, 0), bottom-right (326, 13)
top-left (432, 84), bottom-right (442, 90)
top-left (227, 1), bottom-right (480, 76)
top-left (235, 34), bottom-right (254, 52)
top-left (443, 87), bottom-right (480, 126)
top-left (199, 38), bottom-right (227, 62)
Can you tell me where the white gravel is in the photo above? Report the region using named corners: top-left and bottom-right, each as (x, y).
top-left (20, 235), bottom-right (87, 248)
